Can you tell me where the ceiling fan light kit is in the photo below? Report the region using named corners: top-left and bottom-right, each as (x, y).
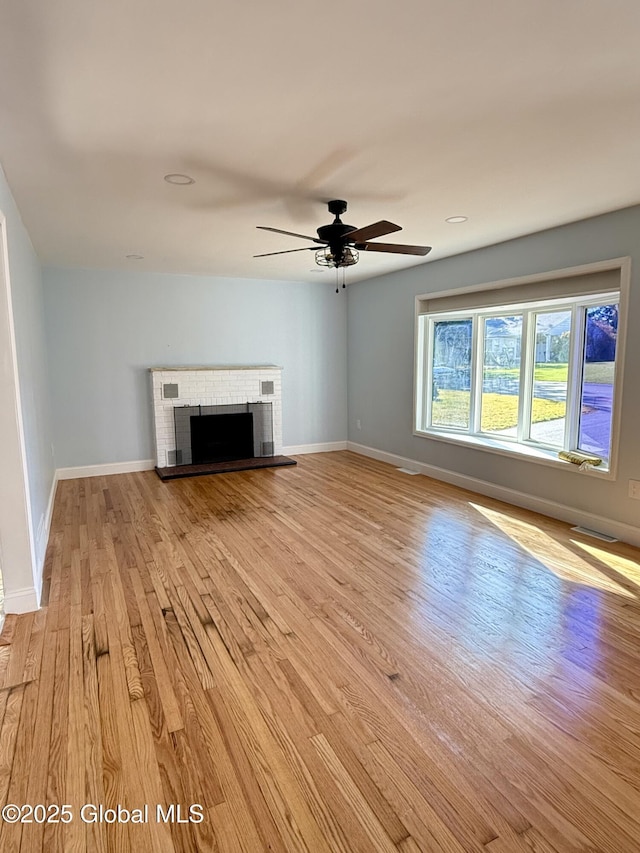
top-left (315, 246), bottom-right (359, 268)
top-left (255, 199), bottom-right (431, 288)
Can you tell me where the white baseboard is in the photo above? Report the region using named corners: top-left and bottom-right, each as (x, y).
top-left (5, 470), bottom-right (59, 616)
top-left (4, 585), bottom-right (40, 615)
top-left (32, 469), bottom-right (59, 600)
top-left (347, 441), bottom-right (640, 548)
top-left (43, 470), bottom-right (59, 548)
top-left (283, 441), bottom-right (348, 455)
top-left (56, 448), bottom-right (349, 478)
top-left (57, 459), bottom-right (155, 480)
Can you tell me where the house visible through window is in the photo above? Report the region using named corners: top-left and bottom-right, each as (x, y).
top-left (415, 265), bottom-right (625, 472)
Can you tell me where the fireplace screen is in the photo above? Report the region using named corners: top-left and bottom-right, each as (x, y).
top-left (172, 402), bottom-right (274, 466)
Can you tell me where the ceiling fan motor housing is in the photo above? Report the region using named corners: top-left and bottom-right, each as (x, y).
top-left (317, 199), bottom-right (357, 251)
top-left (316, 221), bottom-right (357, 242)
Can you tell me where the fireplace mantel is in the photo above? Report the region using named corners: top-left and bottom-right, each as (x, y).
top-left (150, 365), bottom-right (283, 468)
top-left (150, 364), bottom-right (281, 372)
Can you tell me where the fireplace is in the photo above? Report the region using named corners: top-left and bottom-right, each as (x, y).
top-left (173, 403), bottom-right (274, 466)
top-left (150, 365), bottom-right (295, 479)
top-left (191, 412), bottom-right (253, 464)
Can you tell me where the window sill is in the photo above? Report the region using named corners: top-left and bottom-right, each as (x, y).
top-left (414, 428), bottom-right (614, 480)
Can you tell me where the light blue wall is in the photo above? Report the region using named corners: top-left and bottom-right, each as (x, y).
top-left (347, 205), bottom-right (640, 531)
top-left (0, 165), bottom-right (55, 578)
top-left (44, 268), bottom-right (347, 468)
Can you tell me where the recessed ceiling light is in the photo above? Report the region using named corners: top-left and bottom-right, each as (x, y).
top-left (445, 215), bottom-right (468, 223)
top-left (164, 173), bottom-right (195, 185)
top-left (126, 254), bottom-right (144, 260)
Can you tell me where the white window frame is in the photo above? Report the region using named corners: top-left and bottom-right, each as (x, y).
top-left (414, 258), bottom-right (630, 480)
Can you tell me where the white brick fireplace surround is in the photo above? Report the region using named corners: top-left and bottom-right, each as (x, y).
top-left (150, 365), bottom-right (283, 469)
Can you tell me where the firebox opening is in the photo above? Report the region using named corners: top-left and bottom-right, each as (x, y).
top-left (173, 402), bottom-right (274, 468)
top-left (190, 412), bottom-right (254, 464)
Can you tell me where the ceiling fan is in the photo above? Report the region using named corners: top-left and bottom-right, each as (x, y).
top-left (254, 200), bottom-right (432, 276)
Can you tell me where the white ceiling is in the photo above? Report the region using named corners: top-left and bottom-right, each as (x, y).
top-left (1, 0), bottom-right (640, 283)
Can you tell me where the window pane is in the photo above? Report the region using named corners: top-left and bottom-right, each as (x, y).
top-left (578, 304), bottom-right (618, 461)
top-left (431, 319), bottom-right (472, 429)
top-left (529, 310), bottom-right (570, 446)
top-left (481, 315), bottom-right (522, 434)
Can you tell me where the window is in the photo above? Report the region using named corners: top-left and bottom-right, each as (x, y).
top-left (415, 263), bottom-right (626, 473)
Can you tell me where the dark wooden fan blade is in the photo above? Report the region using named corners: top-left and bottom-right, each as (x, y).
top-left (345, 220), bottom-right (402, 243)
top-left (359, 242), bottom-right (432, 256)
top-left (254, 247), bottom-right (320, 257)
top-left (257, 226), bottom-right (322, 243)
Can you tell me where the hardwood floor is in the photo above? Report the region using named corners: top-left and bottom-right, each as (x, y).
top-left (1, 450), bottom-right (640, 852)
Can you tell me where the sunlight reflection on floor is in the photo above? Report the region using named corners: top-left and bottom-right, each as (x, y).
top-left (469, 503), bottom-right (637, 599)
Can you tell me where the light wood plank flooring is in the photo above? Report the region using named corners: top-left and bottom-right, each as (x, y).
top-left (1, 450), bottom-right (640, 851)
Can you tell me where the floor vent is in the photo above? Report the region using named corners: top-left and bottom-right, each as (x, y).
top-left (397, 467), bottom-right (421, 475)
top-left (570, 526), bottom-right (618, 542)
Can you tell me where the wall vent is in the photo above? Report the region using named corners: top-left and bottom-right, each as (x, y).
top-left (261, 381), bottom-right (274, 395)
top-left (163, 383), bottom-right (179, 399)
